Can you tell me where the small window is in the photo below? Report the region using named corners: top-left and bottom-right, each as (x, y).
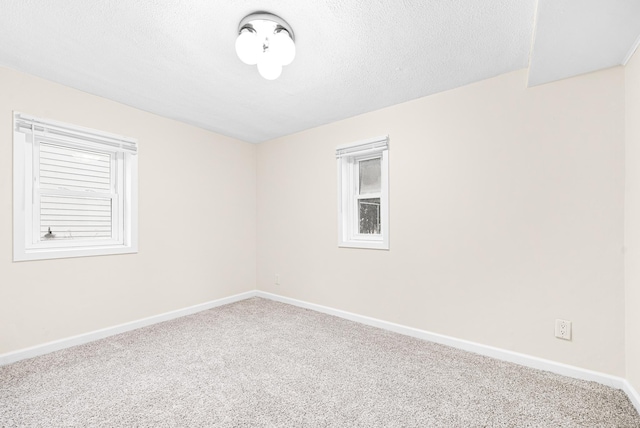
top-left (13, 112), bottom-right (138, 261)
top-left (337, 136), bottom-right (389, 249)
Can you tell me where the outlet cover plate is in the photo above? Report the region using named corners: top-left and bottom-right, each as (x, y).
top-left (555, 319), bottom-right (572, 340)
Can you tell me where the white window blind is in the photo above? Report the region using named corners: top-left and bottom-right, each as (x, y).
top-left (14, 113), bottom-right (137, 154)
top-left (335, 136), bottom-right (389, 159)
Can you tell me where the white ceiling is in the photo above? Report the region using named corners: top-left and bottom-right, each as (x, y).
top-left (528, 0), bottom-right (640, 87)
top-left (0, 1), bottom-right (639, 143)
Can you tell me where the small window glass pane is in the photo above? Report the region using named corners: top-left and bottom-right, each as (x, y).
top-left (39, 143), bottom-right (112, 191)
top-left (359, 198), bottom-right (381, 234)
top-left (40, 195), bottom-right (113, 241)
top-left (359, 158), bottom-right (381, 195)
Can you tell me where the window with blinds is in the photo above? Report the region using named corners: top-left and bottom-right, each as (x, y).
top-left (38, 143), bottom-right (116, 241)
top-left (337, 135), bottom-right (389, 250)
top-left (13, 112), bottom-right (138, 261)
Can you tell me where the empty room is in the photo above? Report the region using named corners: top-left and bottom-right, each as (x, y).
top-left (2, 0), bottom-right (640, 426)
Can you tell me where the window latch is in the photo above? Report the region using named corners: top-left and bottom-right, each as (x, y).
top-left (43, 227), bottom-right (56, 239)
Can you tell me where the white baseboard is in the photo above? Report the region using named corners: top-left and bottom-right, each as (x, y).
top-left (2, 289), bottom-right (638, 416)
top-left (0, 290), bottom-right (257, 367)
top-left (256, 291), bottom-right (633, 395)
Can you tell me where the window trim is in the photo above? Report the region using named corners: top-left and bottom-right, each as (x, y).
top-left (337, 135), bottom-right (389, 250)
top-left (13, 112), bottom-right (138, 261)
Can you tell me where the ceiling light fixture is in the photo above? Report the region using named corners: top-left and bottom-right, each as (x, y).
top-left (235, 12), bottom-right (295, 80)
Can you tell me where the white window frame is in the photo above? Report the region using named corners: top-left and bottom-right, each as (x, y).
top-left (13, 112), bottom-right (138, 261)
top-left (337, 135), bottom-right (389, 250)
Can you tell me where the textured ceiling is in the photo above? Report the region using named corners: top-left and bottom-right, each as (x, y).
top-left (528, 0), bottom-right (640, 86)
top-left (0, 1), bottom-right (638, 143)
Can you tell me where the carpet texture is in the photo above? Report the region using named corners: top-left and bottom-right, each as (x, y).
top-left (1, 297), bottom-right (638, 427)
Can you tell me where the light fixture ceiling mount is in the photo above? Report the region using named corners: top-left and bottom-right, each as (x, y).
top-left (235, 12), bottom-right (296, 80)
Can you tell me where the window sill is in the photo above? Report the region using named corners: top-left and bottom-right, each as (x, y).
top-left (338, 241), bottom-right (389, 250)
top-left (14, 244), bottom-right (138, 262)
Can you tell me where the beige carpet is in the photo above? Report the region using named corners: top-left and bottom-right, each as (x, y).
top-left (1, 297), bottom-right (638, 427)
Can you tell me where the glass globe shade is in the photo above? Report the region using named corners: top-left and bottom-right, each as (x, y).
top-left (257, 53), bottom-right (283, 80)
top-left (235, 28), bottom-right (260, 65)
top-left (270, 30), bottom-right (296, 66)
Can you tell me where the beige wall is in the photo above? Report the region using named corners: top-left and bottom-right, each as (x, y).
top-left (625, 49), bottom-right (640, 391)
top-left (0, 66), bottom-right (256, 354)
top-left (1, 63), bottom-right (631, 380)
top-left (257, 68), bottom-right (626, 376)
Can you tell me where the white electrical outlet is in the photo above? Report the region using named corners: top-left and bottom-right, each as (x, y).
top-left (275, 274), bottom-right (280, 285)
top-left (555, 319), bottom-right (572, 340)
